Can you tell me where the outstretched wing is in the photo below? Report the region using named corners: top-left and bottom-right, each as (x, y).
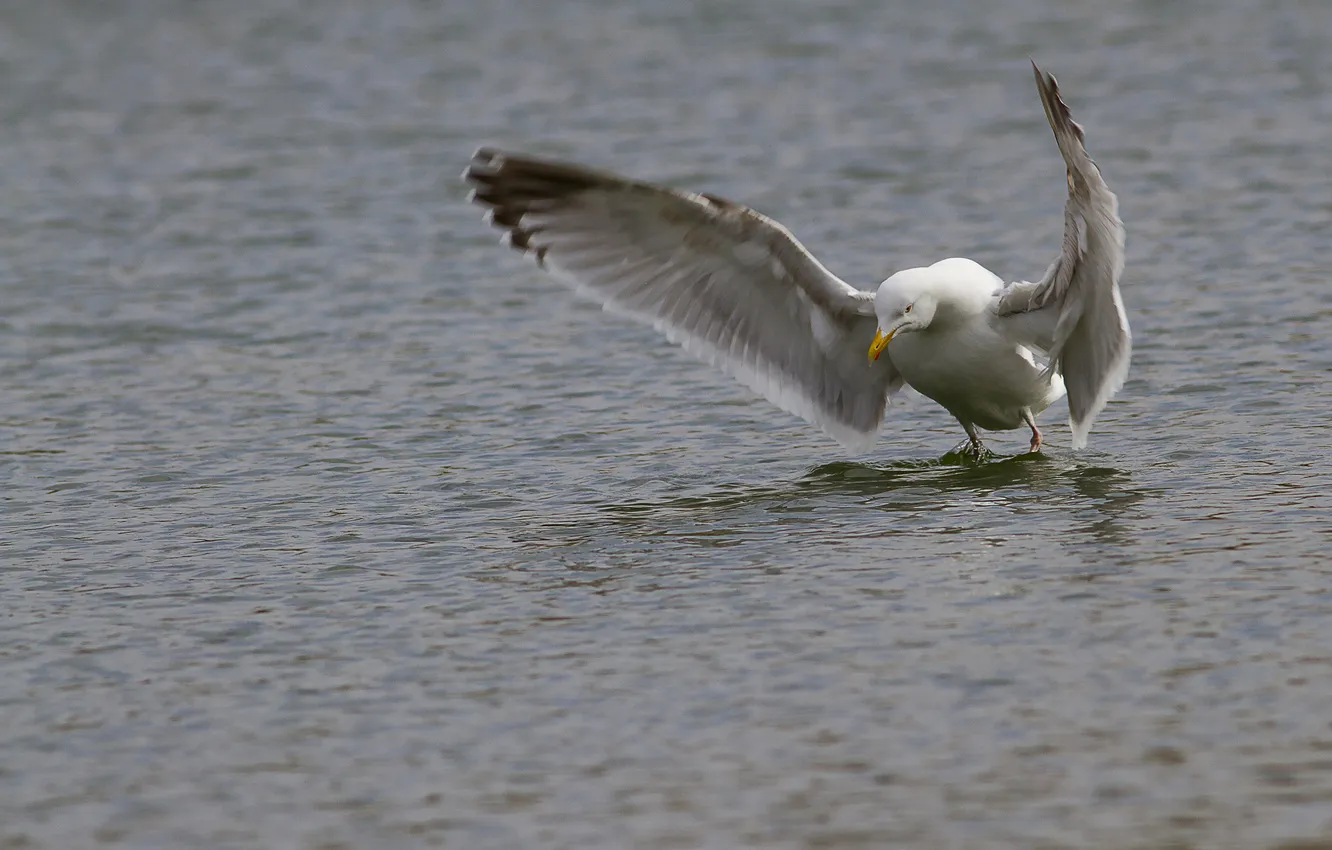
top-left (463, 148), bottom-right (903, 451)
top-left (992, 63), bottom-right (1131, 449)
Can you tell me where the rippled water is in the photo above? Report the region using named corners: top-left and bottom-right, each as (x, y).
top-left (3, 1), bottom-right (1332, 847)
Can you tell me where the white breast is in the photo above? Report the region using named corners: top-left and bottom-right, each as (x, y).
top-left (888, 317), bottom-right (1065, 431)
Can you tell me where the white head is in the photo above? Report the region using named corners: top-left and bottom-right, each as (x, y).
top-left (867, 258), bottom-right (999, 362)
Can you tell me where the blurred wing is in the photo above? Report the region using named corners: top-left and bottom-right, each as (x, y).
top-left (992, 63), bottom-right (1131, 449)
top-left (463, 148), bottom-right (903, 451)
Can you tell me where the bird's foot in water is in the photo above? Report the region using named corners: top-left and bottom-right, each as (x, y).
top-left (948, 438), bottom-right (991, 462)
top-left (1028, 430), bottom-right (1042, 453)
top-left (949, 423), bottom-right (994, 463)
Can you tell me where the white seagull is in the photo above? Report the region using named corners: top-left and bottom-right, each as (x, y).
top-left (463, 63), bottom-right (1130, 458)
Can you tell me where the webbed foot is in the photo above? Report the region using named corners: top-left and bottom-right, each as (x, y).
top-left (959, 422), bottom-right (988, 461)
top-left (947, 436), bottom-right (991, 463)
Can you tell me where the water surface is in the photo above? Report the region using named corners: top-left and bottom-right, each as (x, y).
top-left (3, 1), bottom-right (1332, 847)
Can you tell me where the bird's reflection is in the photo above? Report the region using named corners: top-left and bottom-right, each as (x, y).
top-left (602, 450), bottom-right (1068, 518)
top-left (1063, 464), bottom-right (1154, 549)
top-left (503, 449), bottom-right (1157, 569)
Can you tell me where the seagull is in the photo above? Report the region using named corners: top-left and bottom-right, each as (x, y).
top-left (462, 62), bottom-right (1129, 458)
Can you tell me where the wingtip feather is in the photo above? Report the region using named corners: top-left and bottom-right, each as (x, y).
top-left (463, 148), bottom-right (502, 186)
top-left (1032, 64), bottom-right (1087, 150)
top-left (1067, 344), bottom-right (1131, 451)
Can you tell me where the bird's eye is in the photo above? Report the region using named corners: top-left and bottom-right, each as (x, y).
top-left (904, 304), bottom-right (912, 314)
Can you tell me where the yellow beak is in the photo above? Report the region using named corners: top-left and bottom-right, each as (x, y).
top-left (868, 328), bottom-right (895, 362)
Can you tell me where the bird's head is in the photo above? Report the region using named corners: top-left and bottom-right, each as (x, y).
top-left (867, 268), bottom-right (940, 362)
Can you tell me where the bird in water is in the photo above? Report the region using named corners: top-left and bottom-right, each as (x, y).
top-left (463, 62), bottom-right (1130, 459)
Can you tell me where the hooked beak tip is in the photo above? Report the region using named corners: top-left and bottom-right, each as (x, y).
top-left (868, 328), bottom-right (895, 362)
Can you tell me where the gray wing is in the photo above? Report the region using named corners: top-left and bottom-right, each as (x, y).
top-left (992, 63), bottom-right (1131, 449)
top-left (463, 148), bottom-right (904, 452)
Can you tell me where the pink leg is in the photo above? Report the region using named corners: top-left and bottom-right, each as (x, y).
top-left (1022, 409), bottom-right (1042, 453)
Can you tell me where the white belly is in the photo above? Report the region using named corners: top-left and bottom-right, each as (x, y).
top-left (888, 320), bottom-right (1065, 431)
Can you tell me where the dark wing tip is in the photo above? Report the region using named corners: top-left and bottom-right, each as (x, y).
top-left (1031, 63), bottom-right (1086, 147)
top-left (461, 148), bottom-right (500, 193)
top-left (462, 148), bottom-right (539, 261)
top-left (463, 148), bottom-right (613, 264)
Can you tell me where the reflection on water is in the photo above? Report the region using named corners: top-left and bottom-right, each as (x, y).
top-left (600, 452), bottom-right (1135, 518)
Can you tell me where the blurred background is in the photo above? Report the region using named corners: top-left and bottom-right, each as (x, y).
top-left (2, 1), bottom-right (1331, 847)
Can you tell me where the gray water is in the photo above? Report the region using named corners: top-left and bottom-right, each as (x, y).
top-left (2, 1), bottom-right (1331, 847)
